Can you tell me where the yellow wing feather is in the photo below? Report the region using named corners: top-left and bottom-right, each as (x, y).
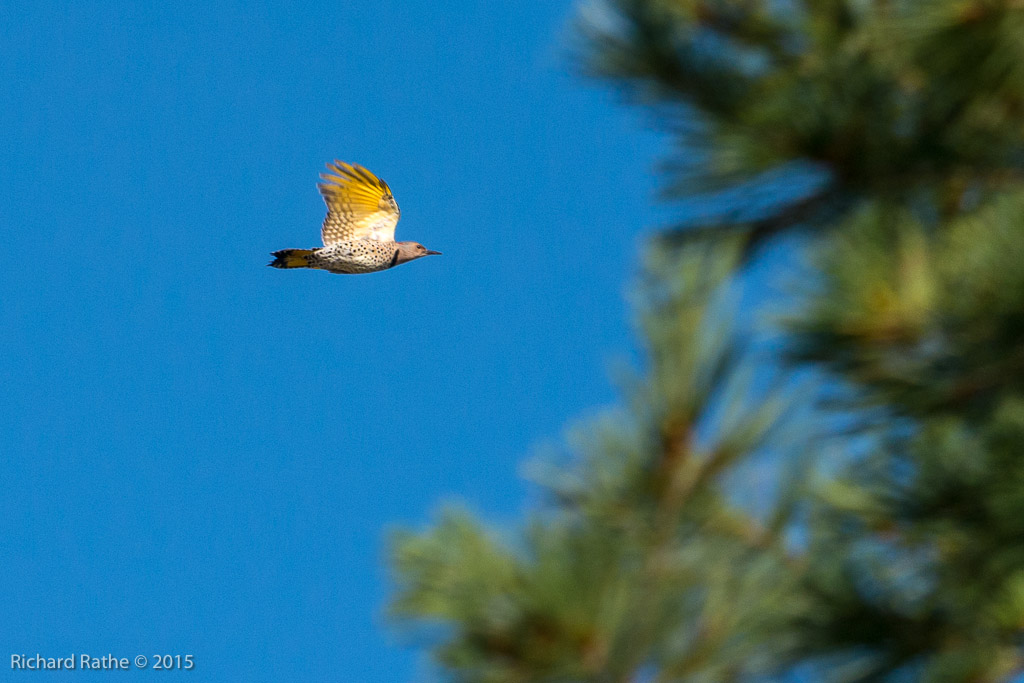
top-left (318, 161), bottom-right (401, 245)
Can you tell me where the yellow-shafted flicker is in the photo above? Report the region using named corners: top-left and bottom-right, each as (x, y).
top-left (269, 161), bottom-right (440, 274)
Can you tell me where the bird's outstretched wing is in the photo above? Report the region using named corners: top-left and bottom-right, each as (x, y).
top-left (318, 161), bottom-right (401, 245)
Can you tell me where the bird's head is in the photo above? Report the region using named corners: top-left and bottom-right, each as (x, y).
top-left (395, 241), bottom-right (442, 265)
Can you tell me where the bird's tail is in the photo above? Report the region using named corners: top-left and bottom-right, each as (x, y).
top-left (268, 249), bottom-right (315, 269)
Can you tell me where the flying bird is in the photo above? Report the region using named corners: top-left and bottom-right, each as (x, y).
top-left (269, 161), bottom-right (440, 274)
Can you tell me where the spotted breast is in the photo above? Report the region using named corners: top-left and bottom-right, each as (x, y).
top-left (307, 240), bottom-right (399, 274)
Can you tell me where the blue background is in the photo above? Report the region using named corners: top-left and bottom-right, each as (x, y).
top-left (0, 2), bottom-right (667, 680)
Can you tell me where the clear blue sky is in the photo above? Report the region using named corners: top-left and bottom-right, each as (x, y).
top-left (0, 2), bottom-right (668, 680)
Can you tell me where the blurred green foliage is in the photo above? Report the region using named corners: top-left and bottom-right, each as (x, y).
top-left (388, 1), bottom-right (1024, 680)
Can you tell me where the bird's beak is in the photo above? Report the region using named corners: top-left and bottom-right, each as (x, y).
top-left (426, 250), bottom-right (442, 256)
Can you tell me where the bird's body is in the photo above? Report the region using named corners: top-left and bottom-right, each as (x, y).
top-left (307, 240), bottom-right (399, 274)
top-left (269, 161), bottom-right (440, 274)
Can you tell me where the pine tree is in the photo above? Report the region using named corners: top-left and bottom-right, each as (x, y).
top-left (388, 1), bottom-right (1024, 680)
